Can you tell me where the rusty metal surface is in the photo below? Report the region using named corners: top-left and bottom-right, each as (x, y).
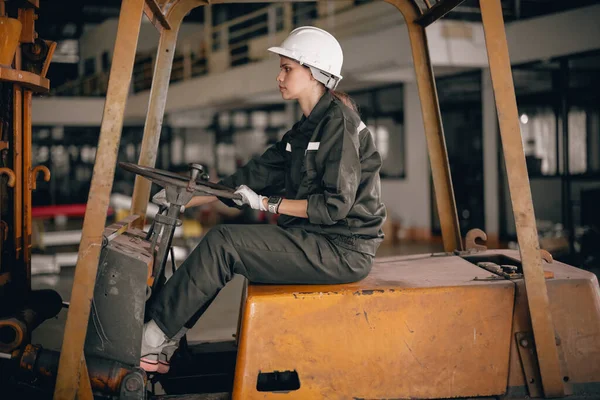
top-left (385, 0), bottom-right (463, 252)
top-left (0, 66), bottom-right (50, 92)
top-left (234, 253), bottom-right (515, 399)
top-left (465, 228), bottom-right (488, 251)
top-left (130, 0), bottom-right (205, 228)
top-left (53, 0), bottom-right (146, 398)
top-left (479, 1), bottom-right (565, 397)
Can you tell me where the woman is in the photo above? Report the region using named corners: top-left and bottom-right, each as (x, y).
top-left (142, 26), bottom-right (387, 374)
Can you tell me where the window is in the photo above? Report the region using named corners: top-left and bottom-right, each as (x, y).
top-left (519, 107), bottom-right (557, 176)
top-left (101, 51), bottom-right (111, 72)
top-left (83, 57), bottom-right (96, 76)
top-left (349, 85), bottom-right (405, 179)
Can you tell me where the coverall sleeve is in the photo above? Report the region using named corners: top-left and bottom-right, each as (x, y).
top-left (307, 117), bottom-right (360, 225)
top-left (218, 136), bottom-right (288, 207)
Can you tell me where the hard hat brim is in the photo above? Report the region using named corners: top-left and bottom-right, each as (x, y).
top-left (268, 46), bottom-right (297, 63)
top-left (268, 46), bottom-right (342, 80)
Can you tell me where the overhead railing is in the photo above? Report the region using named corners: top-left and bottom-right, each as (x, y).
top-left (51, 2), bottom-right (315, 96)
top-left (50, 0), bottom-right (518, 97)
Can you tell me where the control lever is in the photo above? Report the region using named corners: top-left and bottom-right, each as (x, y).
top-left (187, 163), bottom-right (209, 192)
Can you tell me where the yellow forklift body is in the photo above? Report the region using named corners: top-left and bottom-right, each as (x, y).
top-left (234, 250), bottom-right (600, 399)
top-left (506, 253), bottom-right (600, 394)
top-left (234, 253), bottom-right (516, 399)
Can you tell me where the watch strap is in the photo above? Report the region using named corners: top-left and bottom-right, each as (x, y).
top-left (267, 196), bottom-right (283, 214)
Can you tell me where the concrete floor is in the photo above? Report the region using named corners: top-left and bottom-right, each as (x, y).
top-left (31, 241), bottom-right (442, 350)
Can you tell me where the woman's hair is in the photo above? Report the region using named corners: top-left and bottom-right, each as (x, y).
top-left (330, 90), bottom-right (358, 112)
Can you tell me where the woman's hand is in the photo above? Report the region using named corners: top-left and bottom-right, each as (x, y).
top-left (153, 189), bottom-right (218, 210)
top-left (233, 185), bottom-right (268, 211)
top-left (152, 189), bottom-right (185, 212)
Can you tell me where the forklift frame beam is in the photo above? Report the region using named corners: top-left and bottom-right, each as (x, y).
top-left (54, 0), bottom-right (563, 398)
top-left (53, 0), bottom-right (146, 398)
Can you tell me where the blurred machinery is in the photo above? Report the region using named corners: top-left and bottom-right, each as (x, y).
top-left (0, 0), bottom-right (61, 368)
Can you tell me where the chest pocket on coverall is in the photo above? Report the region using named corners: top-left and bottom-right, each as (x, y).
top-left (302, 142), bottom-right (320, 193)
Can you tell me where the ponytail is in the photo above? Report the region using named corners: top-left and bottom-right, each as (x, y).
top-left (330, 90), bottom-right (358, 112)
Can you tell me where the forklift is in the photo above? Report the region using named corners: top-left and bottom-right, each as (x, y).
top-left (1, 0), bottom-right (599, 399)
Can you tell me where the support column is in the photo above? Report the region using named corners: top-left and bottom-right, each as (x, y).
top-left (480, 0), bottom-right (565, 397)
top-left (54, 0), bottom-right (145, 398)
top-left (130, 16), bottom-right (182, 227)
top-left (404, 18), bottom-right (462, 251)
top-left (482, 69), bottom-right (500, 247)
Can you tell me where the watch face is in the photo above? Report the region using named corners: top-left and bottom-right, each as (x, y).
top-left (268, 196), bottom-right (282, 204)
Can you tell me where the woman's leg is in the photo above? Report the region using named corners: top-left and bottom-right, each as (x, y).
top-left (147, 224), bottom-right (373, 339)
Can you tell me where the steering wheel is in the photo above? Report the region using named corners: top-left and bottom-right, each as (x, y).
top-left (118, 162), bottom-right (241, 200)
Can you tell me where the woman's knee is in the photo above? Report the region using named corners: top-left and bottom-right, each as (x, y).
top-left (346, 253), bottom-right (373, 282)
top-left (201, 225), bottom-right (230, 247)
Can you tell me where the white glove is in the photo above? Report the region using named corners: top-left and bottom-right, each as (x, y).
top-left (233, 185), bottom-right (268, 211)
top-left (152, 189), bottom-right (168, 207)
top-left (152, 189), bottom-right (185, 212)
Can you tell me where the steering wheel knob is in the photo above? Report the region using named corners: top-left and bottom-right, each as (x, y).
top-left (188, 163), bottom-right (209, 182)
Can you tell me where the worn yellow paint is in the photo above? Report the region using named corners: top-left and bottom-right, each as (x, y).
top-left (0, 16), bottom-right (21, 66)
top-left (505, 249), bottom-right (600, 391)
top-left (234, 254), bottom-right (515, 399)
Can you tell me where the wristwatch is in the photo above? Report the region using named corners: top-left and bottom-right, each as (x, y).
top-left (267, 196), bottom-right (283, 214)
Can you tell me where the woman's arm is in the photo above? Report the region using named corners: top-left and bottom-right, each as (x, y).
top-left (261, 198), bottom-right (308, 218)
top-left (187, 195), bottom-right (218, 208)
top-left (218, 135), bottom-right (290, 206)
top-left (305, 117), bottom-right (360, 225)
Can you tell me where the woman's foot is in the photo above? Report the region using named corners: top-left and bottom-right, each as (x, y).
top-left (140, 320), bottom-right (178, 373)
top-left (157, 344), bottom-right (179, 374)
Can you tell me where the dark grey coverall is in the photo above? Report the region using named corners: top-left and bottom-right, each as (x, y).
top-left (148, 91), bottom-right (387, 338)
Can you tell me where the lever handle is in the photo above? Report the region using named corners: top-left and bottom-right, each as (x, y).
top-left (30, 165), bottom-right (51, 190)
top-left (0, 168), bottom-right (16, 187)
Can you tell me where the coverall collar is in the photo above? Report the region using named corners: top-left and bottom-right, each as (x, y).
top-left (297, 90), bottom-right (333, 135)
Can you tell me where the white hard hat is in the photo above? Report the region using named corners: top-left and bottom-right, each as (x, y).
top-left (268, 26), bottom-right (343, 90)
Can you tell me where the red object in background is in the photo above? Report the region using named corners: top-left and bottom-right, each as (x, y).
top-left (258, 211), bottom-right (279, 224)
top-left (31, 204), bottom-right (114, 219)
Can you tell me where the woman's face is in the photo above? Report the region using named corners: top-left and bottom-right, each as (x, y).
top-left (276, 56), bottom-right (316, 100)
